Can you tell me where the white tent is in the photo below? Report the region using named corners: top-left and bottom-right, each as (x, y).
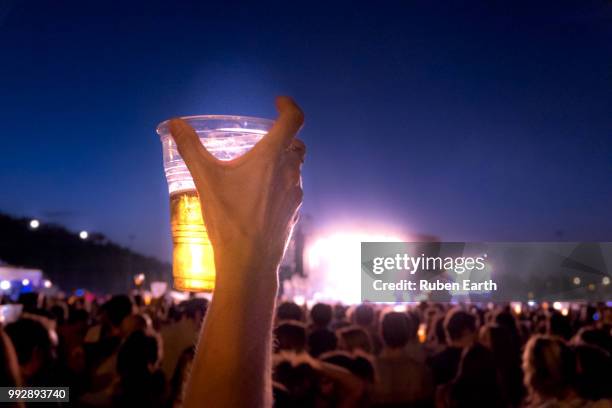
top-left (0, 261), bottom-right (43, 286)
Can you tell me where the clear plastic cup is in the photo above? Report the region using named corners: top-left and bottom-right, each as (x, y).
top-left (156, 115), bottom-right (274, 292)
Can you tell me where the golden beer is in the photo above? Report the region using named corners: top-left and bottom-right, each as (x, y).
top-left (170, 189), bottom-right (215, 292)
top-left (157, 115), bottom-right (273, 292)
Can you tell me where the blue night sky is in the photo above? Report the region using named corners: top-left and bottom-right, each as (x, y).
top-left (1, 1), bottom-right (611, 261)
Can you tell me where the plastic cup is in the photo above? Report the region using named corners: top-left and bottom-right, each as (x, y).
top-left (156, 115), bottom-right (273, 292)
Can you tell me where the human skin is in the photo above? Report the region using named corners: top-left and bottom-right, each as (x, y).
top-left (169, 96), bottom-right (305, 407)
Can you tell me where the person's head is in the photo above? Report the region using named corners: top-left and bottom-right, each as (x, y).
top-left (480, 323), bottom-right (526, 407)
top-left (548, 311), bottom-right (572, 340)
top-left (455, 343), bottom-right (498, 383)
top-left (381, 311), bottom-right (411, 349)
top-left (444, 308), bottom-right (477, 347)
top-left (333, 304), bottom-right (348, 322)
top-left (277, 301), bottom-right (304, 322)
top-left (49, 304), bottom-right (67, 325)
top-left (338, 326), bottom-right (372, 354)
top-left (274, 321), bottom-right (307, 353)
top-left (494, 309), bottom-right (519, 336)
top-left (5, 318), bottom-right (54, 382)
top-left (0, 327), bottom-right (22, 387)
top-left (320, 350), bottom-right (375, 383)
top-left (17, 292), bottom-right (42, 313)
top-left (480, 323), bottom-right (513, 353)
top-left (308, 329), bottom-right (337, 358)
top-left (573, 327), bottom-right (612, 355)
top-left (102, 295), bottom-right (134, 336)
top-left (522, 335), bottom-right (575, 401)
top-left (451, 343), bottom-right (504, 407)
top-left (310, 303), bottom-right (332, 328)
top-left (353, 304), bottom-right (375, 327)
top-left (116, 330), bottom-right (162, 383)
top-left (273, 359), bottom-right (318, 406)
top-left (572, 344), bottom-right (612, 401)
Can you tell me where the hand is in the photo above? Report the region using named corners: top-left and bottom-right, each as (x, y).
top-left (169, 96), bottom-right (305, 286)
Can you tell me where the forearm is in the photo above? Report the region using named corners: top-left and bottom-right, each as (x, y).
top-left (183, 264), bottom-right (279, 408)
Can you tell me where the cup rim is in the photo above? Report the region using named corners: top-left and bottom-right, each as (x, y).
top-left (156, 114), bottom-right (274, 136)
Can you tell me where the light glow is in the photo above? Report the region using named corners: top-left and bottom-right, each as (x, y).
top-left (305, 230), bottom-right (405, 304)
top-left (30, 219), bottom-right (40, 229)
top-left (79, 230), bottom-right (89, 240)
top-left (417, 323), bottom-right (426, 343)
top-left (217, 127), bottom-right (268, 135)
top-left (43, 280), bottom-right (52, 288)
top-left (21, 279), bottom-right (30, 286)
top-left (0, 280), bottom-right (10, 290)
top-left (134, 273), bottom-right (145, 286)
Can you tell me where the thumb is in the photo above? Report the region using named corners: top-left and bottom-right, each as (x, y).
top-left (169, 118), bottom-right (219, 174)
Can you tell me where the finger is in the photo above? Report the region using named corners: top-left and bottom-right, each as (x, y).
top-left (288, 138), bottom-right (306, 153)
top-left (264, 96), bottom-right (304, 149)
top-left (169, 119), bottom-right (219, 170)
top-left (287, 138), bottom-right (306, 162)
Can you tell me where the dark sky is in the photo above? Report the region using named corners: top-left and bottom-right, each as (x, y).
top-left (1, 1), bottom-right (610, 261)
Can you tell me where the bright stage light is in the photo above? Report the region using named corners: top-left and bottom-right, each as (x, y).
top-left (0, 280), bottom-right (10, 290)
top-left (43, 280), bottom-right (52, 288)
top-left (304, 230), bottom-right (405, 304)
top-left (573, 276), bottom-right (581, 285)
top-left (553, 301), bottom-right (562, 311)
top-left (79, 230), bottom-right (89, 240)
top-left (30, 219), bottom-right (40, 229)
top-left (603, 276), bottom-right (610, 286)
top-left (22, 278), bottom-right (30, 286)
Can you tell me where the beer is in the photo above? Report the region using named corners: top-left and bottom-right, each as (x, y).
top-left (157, 115), bottom-right (273, 292)
top-left (170, 189), bottom-right (215, 292)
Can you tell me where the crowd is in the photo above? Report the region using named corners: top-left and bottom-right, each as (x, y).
top-left (1, 290), bottom-right (611, 407)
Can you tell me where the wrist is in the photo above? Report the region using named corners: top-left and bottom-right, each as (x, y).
top-left (214, 260), bottom-right (279, 294)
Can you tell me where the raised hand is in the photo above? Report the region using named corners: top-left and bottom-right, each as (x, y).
top-left (170, 97), bottom-right (305, 408)
top-left (169, 96), bottom-right (305, 285)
